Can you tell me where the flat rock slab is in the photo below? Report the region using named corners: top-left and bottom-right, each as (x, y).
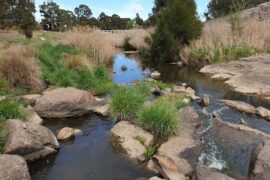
top-left (0, 155), bottom-right (31, 180)
top-left (200, 56), bottom-right (270, 101)
top-left (34, 87), bottom-right (97, 118)
top-left (111, 121), bottom-right (153, 160)
top-left (4, 119), bottom-right (59, 161)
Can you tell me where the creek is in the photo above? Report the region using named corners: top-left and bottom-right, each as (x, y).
top-left (30, 53), bottom-right (270, 180)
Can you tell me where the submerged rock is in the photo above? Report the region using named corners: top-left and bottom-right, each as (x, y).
top-left (34, 87), bottom-right (97, 118)
top-left (111, 121), bottom-right (154, 160)
top-left (57, 127), bottom-right (82, 141)
top-left (4, 119), bottom-right (59, 161)
top-left (0, 154), bottom-right (31, 180)
top-left (193, 167), bottom-right (236, 180)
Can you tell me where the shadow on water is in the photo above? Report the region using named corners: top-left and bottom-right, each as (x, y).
top-left (29, 114), bottom-right (154, 180)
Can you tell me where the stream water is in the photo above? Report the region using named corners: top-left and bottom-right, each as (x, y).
top-left (30, 53), bottom-right (270, 179)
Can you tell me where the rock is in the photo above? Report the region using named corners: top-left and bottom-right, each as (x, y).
top-left (161, 88), bottom-right (172, 96)
top-left (0, 154), bottom-right (31, 180)
top-left (251, 141), bottom-right (270, 180)
top-left (173, 86), bottom-right (186, 93)
top-left (57, 127), bottom-right (77, 140)
top-left (199, 95), bottom-right (210, 107)
top-left (200, 56), bottom-right (270, 101)
top-left (152, 155), bottom-right (186, 180)
top-left (151, 71), bottom-right (161, 79)
top-left (151, 87), bottom-right (162, 95)
top-left (182, 83), bottom-right (187, 87)
top-left (191, 95), bottom-right (201, 101)
top-left (185, 87), bottom-right (196, 96)
top-left (4, 119), bottom-right (59, 161)
top-left (149, 177), bottom-right (165, 180)
top-left (93, 104), bottom-right (110, 116)
top-left (34, 87), bottom-right (97, 118)
top-left (147, 159), bottom-right (160, 173)
top-left (22, 94), bottom-right (41, 106)
top-left (256, 107), bottom-right (270, 120)
top-left (193, 167), bottom-right (236, 180)
top-left (111, 121), bottom-right (154, 160)
top-left (212, 111), bottom-right (219, 118)
top-left (26, 107), bottom-right (43, 125)
top-left (0, 96), bottom-right (6, 102)
top-left (220, 100), bottom-right (257, 115)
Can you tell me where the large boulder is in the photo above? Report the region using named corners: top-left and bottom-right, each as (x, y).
top-left (152, 155), bottom-right (185, 180)
top-left (4, 119), bottom-right (59, 161)
top-left (193, 167), bottom-right (235, 180)
top-left (251, 141), bottom-right (270, 180)
top-left (111, 121), bottom-right (154, 160)
top-left (34, 87), bottom-right (97, 118)
top-left (0, 155), bottom-right (31, 180)
top-left (220, 100), bottom-right (257, 115)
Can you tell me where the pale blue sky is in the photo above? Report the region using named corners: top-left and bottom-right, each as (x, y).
top-left (35, 0), bottom-right (210, 21)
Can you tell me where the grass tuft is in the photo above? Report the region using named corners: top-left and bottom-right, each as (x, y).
top-left (138, 100), bottom-right (178, 138)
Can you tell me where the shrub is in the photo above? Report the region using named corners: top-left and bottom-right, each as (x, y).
top-left (0, 46), bottom-right (43, 89)
top-left (150, 0), bottom-right (202, 62)
top-left (110, 85), bottom-right (150, 121)
top-left (138, 101), bottom-right (178, 138)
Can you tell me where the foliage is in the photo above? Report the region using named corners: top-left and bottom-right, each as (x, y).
top-left (149, 0), bottom-right (202, 62)
top-left (205, 0), bottom-right (270, 19)
top-left (38, 43), bottom-right (114, 95)
top-left (40, 1), bottom-right (76, 31)
top-left (134, 135), bottom-right (146, 145)
top-left (138, 100), bottom-right (178, 138)
top-left (110, 84), bottom-right (150, 121)
top-left (175, 101), bottom-right (189, 109)
top-left (74, 4), bottom-right (92, 26)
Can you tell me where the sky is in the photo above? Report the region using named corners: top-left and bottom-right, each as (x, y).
top-left (35, 0), bottom-right (210, 21)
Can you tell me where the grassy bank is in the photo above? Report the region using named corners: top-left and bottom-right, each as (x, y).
top-left (181, 19), bottom-right (270, 64)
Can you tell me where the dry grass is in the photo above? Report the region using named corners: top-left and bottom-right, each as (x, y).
top-left (0, 46), bottom-right (44, 89)
top-left (182, 19), bottom-right (270, 63)
top-left (63, 28), bottom-right (152, 65)
top-left (63, 54), bottom-right (93, 70)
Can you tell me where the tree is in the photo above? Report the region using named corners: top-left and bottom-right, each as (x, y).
top-left (150, 0), bottom-right (202, 62)
top-left (16, 0), bottom-right (36, 38)
top-left (74, 4), bottom-right (92, 26)
top-left (40, 2), bottom-right (60, 31)
top-left (0, 0), bottom-right (17, 29)
top-left (135, 13), bottom-right (144, 27)
top-left (57, 9), bottom-right (76, 31)
top-left (205, 0), bottom-right (270, 19)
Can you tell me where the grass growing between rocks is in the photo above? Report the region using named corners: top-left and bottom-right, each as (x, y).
top-left (110, 83), bottom-right (151, 121)
top-left (138, 100), bottom-right (178, 138)
top-left (38, 43), bottom-right (114, 95)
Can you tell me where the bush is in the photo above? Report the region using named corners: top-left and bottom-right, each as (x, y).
top-left (110, 85), bottom-right (150, 121)
top-left (149, 0), bottom-right (202, 62)
top-left (138, 101), bottom-right (178, 138)
top-left (0, 46), bottom-right (43, 89)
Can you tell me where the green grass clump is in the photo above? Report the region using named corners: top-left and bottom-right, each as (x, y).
top-left (0, 99), bottom-right (27, 123)
top-left (138, 101), bottom-right (178, 138)
top-left (110, 85), bottom-right (150, 121)
top-left (144, 145), bottom-right (157, 161)
top-left (38, 43), bottom-right (114, 95)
